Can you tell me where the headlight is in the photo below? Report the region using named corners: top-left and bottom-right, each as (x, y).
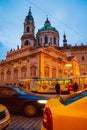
top-left (37, 100), bottom-right (47, 104)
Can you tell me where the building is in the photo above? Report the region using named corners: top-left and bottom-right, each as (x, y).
top-left (59, 34), bottom-right (87, 75)
top-left (0, 8), bottom-right (80, 85)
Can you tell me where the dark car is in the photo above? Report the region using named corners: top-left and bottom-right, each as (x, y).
top-left (0, 85), bottom-right (49, 117)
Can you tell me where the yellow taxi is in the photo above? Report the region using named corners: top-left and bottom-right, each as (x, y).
top-left (41, 89), bottom-right (87, 130)
top-left (0, 104), bottom-right (10, 130)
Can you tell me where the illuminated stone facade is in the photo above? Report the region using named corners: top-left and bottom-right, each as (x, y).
top-left (0, 8), bottom-right (80, 85)
top-left (59, 44), bottom-right (87, 75)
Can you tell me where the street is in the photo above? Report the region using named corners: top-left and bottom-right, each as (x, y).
top-left (8, 94), bottom-right (59, 130)
top-left (9, 114), bottom-right (42, 130)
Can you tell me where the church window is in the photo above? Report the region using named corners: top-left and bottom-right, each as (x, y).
top-left (83, 73), bottom-right (86, 75)
top-left (82, 56), bottom-right (85, 61)
top-left (82, 64), bottom-right (86, 68)
top-left (50, 37), bottom-right (52, 43)
top-left (21, 67), bottom-right (26, 79)
top-left (44, 66), bottom-right (49, 77)
top-left (7, 71), bottom-right (11, 80)
top-left (45, 36), bottom-right (48, 43)
top-left (40, 38), bottom-right (42, 44)
top-left (54, 37), bottom-right (56, 44)
top-left (30, 66), bottom-right (37, 76)
top-left (26, 26), bottom-right (30, 32)
top-left (52, 68), bottom-right (56, 78)
top-left (14, 69), bottom-right (18, 80)
top-left (58, 70), bottom-right (62, 78)
top-left (1, 72), bottom-right (4, 80)
top-left (25, 40), bottom-right (28, 45)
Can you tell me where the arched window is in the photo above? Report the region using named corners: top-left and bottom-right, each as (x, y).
top-left (26, 26), bottom-right (30, 32)
top-left (14, 69), bottom-right (18, 80)
top-left (50, 37), bottom-right (52, 43)
top-left (44, 66), bottom-right (50, 77)
top-left (1, 72), bottom-right (4, 80)
top-left (21, 67), bottom-right (27, 79)
top-left (82, 56), bottom-right (85, 61)
top-left (30, 66), bottom-right (37, 76)
top-left (58, 70), bottom-right (62, 78)
top-left (45, 36), bottom-right (48, 43)
top-left (40, 38), bottom-right (42, 44)
top-left (25, 40), bottom-right (28, 45)
top-left (52, 68), bottom-right (56, 78)
top-left (54, 37), bottom-right (56, 44)
top-left (7, 71), bottom-right (11, 80)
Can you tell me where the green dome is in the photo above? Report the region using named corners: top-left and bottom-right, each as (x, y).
top-left (25, 7), bottom-right (34, 22)
top-left (38, 26), bottom-right (58, 32)
top-left (37, 17), bottom-right (58, 33)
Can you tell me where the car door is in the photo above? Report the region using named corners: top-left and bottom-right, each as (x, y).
top-left (0, 86), bottom-right (22, 112)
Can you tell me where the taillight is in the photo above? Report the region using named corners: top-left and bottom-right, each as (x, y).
top-left (43, 107), bottom-right (53, 130)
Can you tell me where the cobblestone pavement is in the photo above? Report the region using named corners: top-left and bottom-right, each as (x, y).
top-left (9, 114), bottom-right (42, 130)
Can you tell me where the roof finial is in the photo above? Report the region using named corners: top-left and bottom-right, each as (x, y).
top-left (44, 15), bottom-right (51, 26)
top-left (63, 31), bottom-right (67, 46)
top-left (28, 6), bottom-right (32, 15)
top-left (46, 15), bottom-right (48, 21)
top-left (25, 7), bottom-right (34, 22)
top-left (29, 6), bottom-right (31, 11)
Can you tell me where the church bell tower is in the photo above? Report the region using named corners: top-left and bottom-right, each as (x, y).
top-left (21, 7), bottom-right (35, 47)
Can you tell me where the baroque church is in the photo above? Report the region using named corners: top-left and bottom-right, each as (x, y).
top-left (0, 7), bottom-right (87, 85)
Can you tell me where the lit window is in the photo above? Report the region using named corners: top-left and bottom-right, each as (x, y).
top-left (82, 64), bottom-right (86, 68)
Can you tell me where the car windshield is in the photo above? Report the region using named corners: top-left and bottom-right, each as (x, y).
top-left (60, 89), bottom-right (87, 105)
top-left (13, 87), bottom-right (27, 95)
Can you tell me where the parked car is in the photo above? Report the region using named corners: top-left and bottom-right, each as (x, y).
top-left (0, 104), bottom-right (10, 130)
top-left (0, 85), bottom-right (49, 117)
top-left (41, 88), bottom-right (87, 130)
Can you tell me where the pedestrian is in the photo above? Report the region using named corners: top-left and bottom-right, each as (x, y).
top-left (68, 81), bottom-right (73, 91)
top-left (73, 82), bottom-right (79, 92)
top-left (84, 82), bottom-right (87, 89)
top-left (55, 82), bottom-right (60, 94)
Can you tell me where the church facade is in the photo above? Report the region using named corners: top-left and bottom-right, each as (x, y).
top-left (0, 8), bottom-right (81, 85)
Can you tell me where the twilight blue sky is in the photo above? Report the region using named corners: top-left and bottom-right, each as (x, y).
top-left (0, 0), bottom-right (87, 60)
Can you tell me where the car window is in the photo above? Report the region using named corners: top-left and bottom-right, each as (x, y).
top-left (60, 89), bottom-right (87, 105)
top-left (13, 87), bottom-right (27, 95)
top-left (0, 87), bottom-right (15, 95)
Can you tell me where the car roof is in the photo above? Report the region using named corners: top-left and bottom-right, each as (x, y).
top-left (60, 88), bottom-right (87, 105)
top-left (0, 85), bottom-right (16, 89)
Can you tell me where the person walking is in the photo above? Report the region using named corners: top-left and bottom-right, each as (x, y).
top-left (83, 82), bottom-right (87, 89)
top-left (73, 82), bottom-right (79, 92)
top-left (68, 82), bottom-right (73, 91)
top-left (55, 82), bottom-right (60, 94)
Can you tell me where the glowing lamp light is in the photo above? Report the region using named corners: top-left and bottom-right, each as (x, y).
top-left (65, 64), bottom-right (72, 67)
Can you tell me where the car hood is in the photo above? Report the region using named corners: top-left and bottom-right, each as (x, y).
top-left (19, 93), bottom-right (49, 100)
